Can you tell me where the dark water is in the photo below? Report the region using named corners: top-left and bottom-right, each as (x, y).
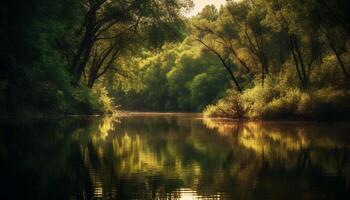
top-left (1, 113), bottom-right (350, 200)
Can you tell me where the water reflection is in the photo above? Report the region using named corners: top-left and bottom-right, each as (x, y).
top-left (0, 115), bottom-right (349, 199)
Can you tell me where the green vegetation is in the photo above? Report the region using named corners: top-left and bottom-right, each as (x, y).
top-left (1, 0), bottom-right (350, 120)
top-left (114, 42), bottom-right (230, 111)
top-left (197, 0), bottom-right (350, 120)
top-left (204, 80), bottom-right (350, 120)
top-left (0, 0), bottom-right (192, 115)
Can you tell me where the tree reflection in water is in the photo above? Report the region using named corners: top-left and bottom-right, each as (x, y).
top-left (0, 115), bottom-right (349, 199)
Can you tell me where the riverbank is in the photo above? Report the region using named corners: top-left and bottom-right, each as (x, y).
top-left (203, 84), bottom-right (350, 121)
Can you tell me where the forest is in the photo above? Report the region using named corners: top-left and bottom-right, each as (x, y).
top-left (1, 0), bottom-right (350, 120)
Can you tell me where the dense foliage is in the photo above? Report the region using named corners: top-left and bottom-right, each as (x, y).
top-left (113, 42), bottom-right (230, 111)
top-left (0, 0), bottom-right (191, 115)
top-left (198, 0), bottom-right (350, 119)
top-left (114, 0), bottom-right (350, 120)
top-left (194, 0), bottom-right (350, 119)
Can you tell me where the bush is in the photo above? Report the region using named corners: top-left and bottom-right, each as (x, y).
top-left (203, 90), bottom-right (245, 118)
top-left (203, 76), bottom-right (350, 120)
top-left (262, 88), bottom-right (302, 119)
top-left (92, 85), bottom-right (114, 113)
top-left (297, 93), bottom-right (314, 117)
top-left (69, 85), bottom-right (114, 115)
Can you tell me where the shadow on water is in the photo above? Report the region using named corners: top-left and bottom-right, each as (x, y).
top-left (0, 114), bottom-right (350, 199)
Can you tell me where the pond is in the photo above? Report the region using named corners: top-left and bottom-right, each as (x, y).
top-left (1, 113), bottom-right (350, 199)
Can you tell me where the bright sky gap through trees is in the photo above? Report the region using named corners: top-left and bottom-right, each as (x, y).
top-left (186, 0), bottom-right (227, 16)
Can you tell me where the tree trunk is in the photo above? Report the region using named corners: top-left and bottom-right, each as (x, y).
top-left (87, 64), bottom-right (99, 88)
top-left (291, 36), bottom-right (308, 87)
top-left (327, 36), bottom-right (349, 79)
top-left (70, 6), bottom-right (98, 86)
top-left (288, 35), bottom-right (305, 87)
top-left (245, 27), bottom-right (269, 86)
top-left (197, 39), bottom-right (243, 93)
top-left (73, 41), bottom-right (94, 85)
top-left (87, 47), bottom-right (119, 88)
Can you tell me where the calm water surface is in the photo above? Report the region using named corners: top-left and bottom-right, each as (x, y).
top-left (1, 113), bottom-right (350, 199)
